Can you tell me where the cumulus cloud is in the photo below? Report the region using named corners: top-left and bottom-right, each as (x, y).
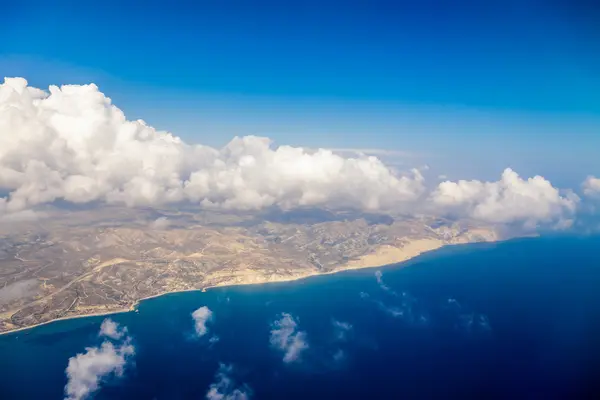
top-left (0, 77), bottom-right (424, 216)
top-left (206, 364), bottom-right (251, 400)
top-left (270, 313), bottom-right (309, 363)
top-left (583, 176), bottom-right (600, 198)
top-left (99, 318), bottom-right (127, 340)
top-left (430, 168), bottom-right (578, 229)
top-left (64, 319), bottom-right (134, 400)
top-left (0, 78), bottom-right (585, 231)
top-left (192, 306), bottom-right (213, 337)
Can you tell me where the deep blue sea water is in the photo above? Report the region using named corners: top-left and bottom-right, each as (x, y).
top-left (1, 236), bottom-right (600, 399)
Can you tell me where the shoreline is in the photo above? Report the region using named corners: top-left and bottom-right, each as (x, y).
top-left (0, 260), bottom-right (400, 337)
top-left (0, 308), bottom-right (133, 337)
top-left (0, 239), bottom-right (493, 337)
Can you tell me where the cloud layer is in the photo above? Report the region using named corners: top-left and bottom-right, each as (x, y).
top-left (270, 313), bottom-right (309, 363)
top-left (0, 77), bottom-right (583, 229)
top-left (64, 319), bottom-right (134, 400)
top-left (0, 77), bottom-right (424, 215)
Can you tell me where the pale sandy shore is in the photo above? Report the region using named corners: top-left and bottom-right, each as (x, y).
top-left (0, 308), bottom-right (133, 337)
top-left (0, 238), bottom-right (483, 337)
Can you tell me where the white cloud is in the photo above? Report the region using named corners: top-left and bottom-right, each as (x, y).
top-left (583, 176), bottom-right (600, 198)
top-left (332, 349), bottom-right (346, 362)
top-left (206, 364), bottom-right (251, 400)
top-left (328, 148), bottom-right (413, 157)
top-left (430, 168), bottom-right (578, 229)
top-left (445, 298), bottom-right (491, 334)
top-left (0, 78), bottom-right (586, 231)
top-left (365, 289), bottom-right (429, 327)
top-left (332, 319), bottom-right (353, 341)
top-left (374, 270), bottom-right (383, 283)
top-left (150, 216), bottom-right (171, 229)
top-left (64, 321), bottom-right (135, 400)
top-left (0, 77), bottom-right (424, 215)
top-left (0, 209), bottom-right (43, 222)
top-left (374, 270), bottom-right (396, 295)
top-left (332, 320), bottom-right (352, 332)
top-left (270, 313), bottom-right (309, 363)
top-left (99, 318), bottom-right (127, 340)
top-left (192, 306), bottom-right (213, 337)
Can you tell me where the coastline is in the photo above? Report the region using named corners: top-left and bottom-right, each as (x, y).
top-left (0, 308), bottom-right (133, 337)
top-left (0, 239), bottom-right (489, 337)
top-left (0, 262), bottom-right (394, 337)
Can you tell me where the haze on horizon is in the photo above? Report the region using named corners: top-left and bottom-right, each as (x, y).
top-left (2, 2), bottom-right (600, 400)
top-left (1, 0), bottom-right (599, 232)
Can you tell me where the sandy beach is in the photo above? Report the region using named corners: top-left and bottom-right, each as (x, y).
top-left (0, 238), bottom-right (467, 336)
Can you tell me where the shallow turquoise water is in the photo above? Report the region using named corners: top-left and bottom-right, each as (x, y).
top-left (1, 236), bottom-right (600, 399)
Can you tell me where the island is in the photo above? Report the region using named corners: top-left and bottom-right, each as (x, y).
top-left (0, 205), bottom-right (502, 334)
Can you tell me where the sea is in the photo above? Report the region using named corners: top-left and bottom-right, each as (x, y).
top-left (1, 236), bottom-right (600, 399)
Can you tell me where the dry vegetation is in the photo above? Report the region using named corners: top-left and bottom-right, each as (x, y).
top-left (0, 206), bottom-right (499, 333)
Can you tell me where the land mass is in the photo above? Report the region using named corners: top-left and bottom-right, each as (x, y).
top-left (0, 206), bottom-right (503, 334)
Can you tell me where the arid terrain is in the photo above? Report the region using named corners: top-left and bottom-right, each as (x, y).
top-left (0, 206), bottom-right (502, 334)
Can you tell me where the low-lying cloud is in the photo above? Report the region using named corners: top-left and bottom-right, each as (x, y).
top-left (374, 270), bottom-right (397, 295)
top-left (445, 298), bottom-right (492, 334)
top-left (0, 279), bottom-right (38, 305)
top-left (99, 318), bottom-right (127, 340)
top-left (430, 168), bottom-right (578, 229)
top-left (192, 306), bottom-right (213, 337)
top-left (206, 364), bottom-right (251, 400)
top-left (270, 313), bottom-right (309, 363)
top-left (0, 77), bottom-right (586, 231)
top-left (375, 294), bottom-right (429, 327)
top-left (0, 78), bottom-right (424, 215)
top-left (150, 216), bottom-right (171, 230)
top-left (332, 319), bottom-right (353, 341)
top-left (583, 176), bottom-right (600, 199)
top-left (64, 319), bottom-right (134, 400)
top-left (364, 278), bottom-right (429, 327)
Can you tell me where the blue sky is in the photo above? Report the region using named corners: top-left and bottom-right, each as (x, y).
top-left (2, 0), bottom-right (599, 185)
